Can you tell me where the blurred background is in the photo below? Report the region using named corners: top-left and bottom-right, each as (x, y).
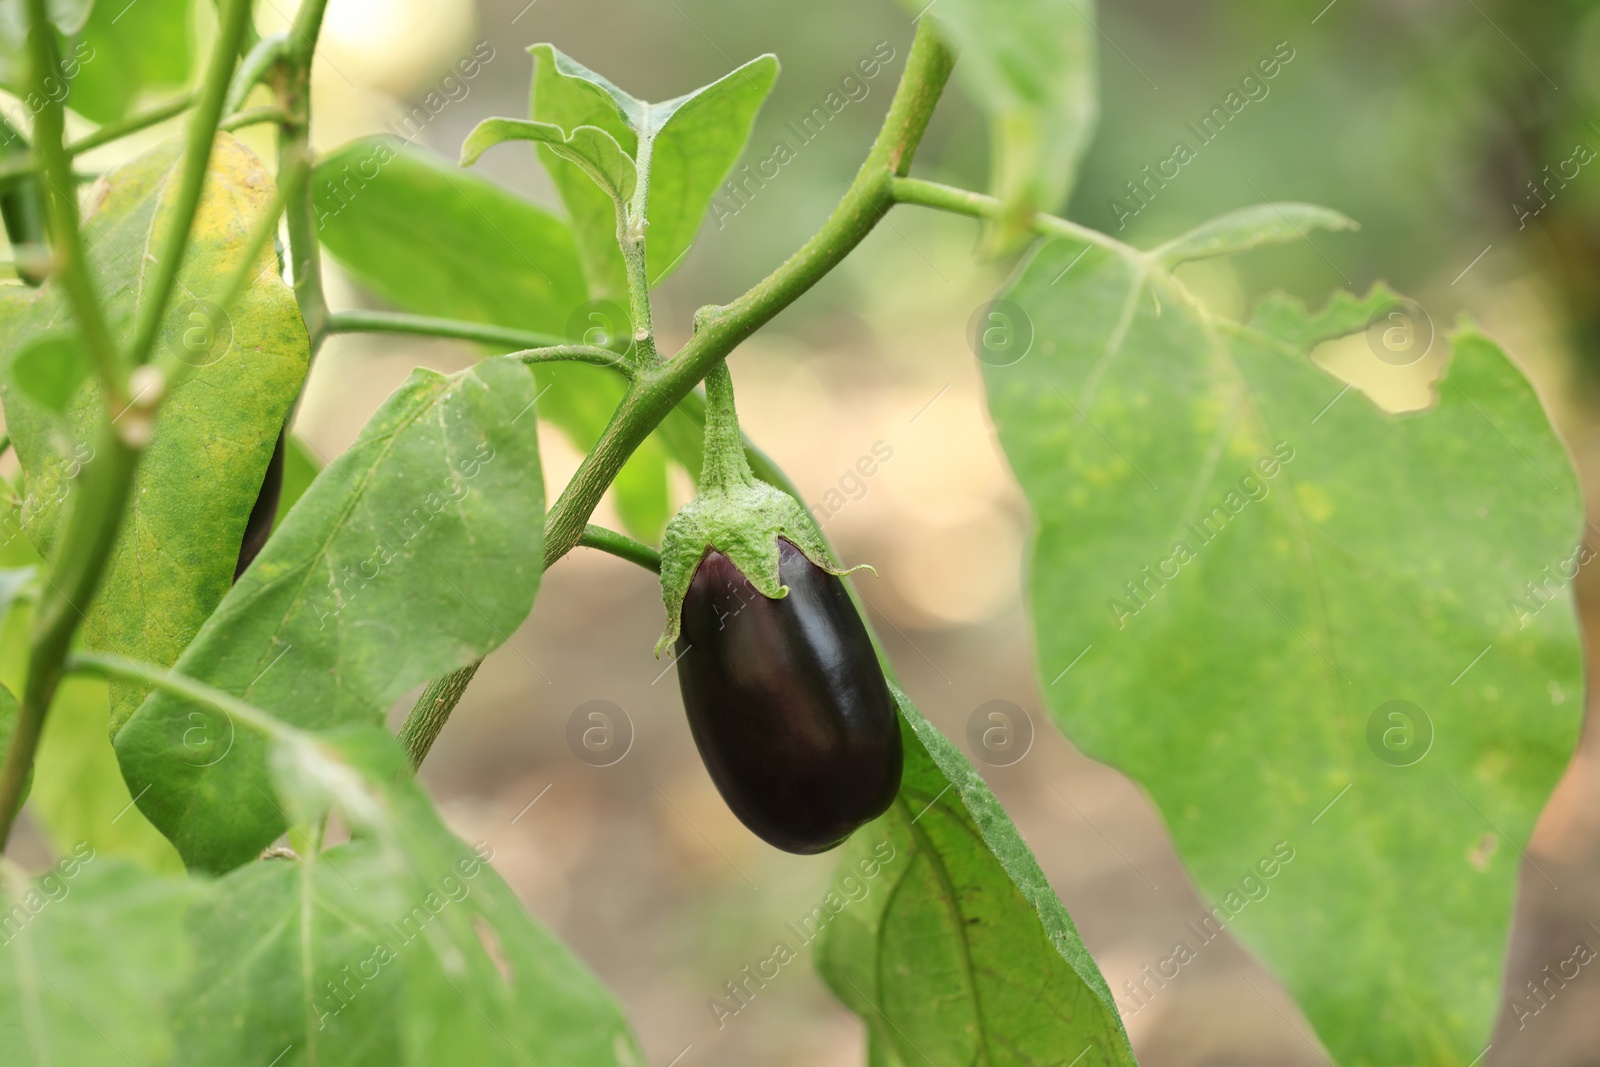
top-left (9, 0), bottom-right (1600, 1063)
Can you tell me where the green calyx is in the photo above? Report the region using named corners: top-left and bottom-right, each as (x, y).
top-left (654, 362), bottom-right (866, 656)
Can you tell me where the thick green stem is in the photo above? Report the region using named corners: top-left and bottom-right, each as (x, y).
top-left (397, 21), bottom-right (955, 768)
top-left (0, 431), bottom-right (138, 847)
top-left (398, 662), bottom-right (482, 770)
top-left (123, 0), bottom-right (253, 374)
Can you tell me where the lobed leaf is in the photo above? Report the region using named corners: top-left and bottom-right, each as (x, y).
top-left (114, 355), bottom-right (546, 874)
top-left (984, 218), bottom-right (1583, 1064)
top-left (526, 44), bottom-right (779, 287)
top-left (816, 686), bottom-right (1137, 1067)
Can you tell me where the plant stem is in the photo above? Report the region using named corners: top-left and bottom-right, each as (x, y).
top-left (542, 21), bottom-right (952, 567)
top-left (619, 134), bottom-right (656, 359)
top-left (0, 429), bottom-right (138, 847)
top-left (398, 661), bottom-right (481, 769)
top-left (512, 346), bottom-right (634, 375)
top-left (326, 310), bottom-right (572, 354)
top-left (71, 651), bottom-right (296, 743)
top-left (577, 524), bottom-right (661, 573)
top-left (0, 94), bottom-right (199, 183)
top-left (699, 362), bottom-right (754, 491)
top-left (21, 0), bottom-right (123, 406)
top-left (221, 105), bottom-right (294, 132)
top-left (123, 0), bottom-right (254, 375)
top-left (276, 0), bottom-right (332, 353)
top-left (397, 20), bottom-right (956, 768)
top-left (69, 92), bottom-right (199, 156)
top-left (0, 0), bottom-right (251, 852)
top-left (889, 176), bottom-right (1123, 252)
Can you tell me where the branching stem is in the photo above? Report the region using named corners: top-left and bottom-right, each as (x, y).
top-left (398, 20), bottom-right (956, 766)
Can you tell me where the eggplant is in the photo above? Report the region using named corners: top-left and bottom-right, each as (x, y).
top-left (675, 537), bottom-right (902, 854)
top-left (234, 430), bottom-right (286, 579)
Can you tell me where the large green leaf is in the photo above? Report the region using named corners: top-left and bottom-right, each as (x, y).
top-left (984, 217), bottom-right (1582, 1064)
top-left (816, 687), bottom-right (1136, 1067)
top-left (0, 855), bottom-right (201, 1066)
top-left (68, 0), bottom-right (194, 124)
top-left (114, 355), bottom-right (546, 874)
top-left (172, 729), bottom-right (642, 1066)
top-left (526, 44), bottom-right (778, 289)
top-left (906, 0), bottom-right (1098, 248)
top-left (0, 133), bottom-right (309, 732)
top-left (313, 136), bottom-right (587, 338)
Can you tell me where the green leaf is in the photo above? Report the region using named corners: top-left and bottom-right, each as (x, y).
top-left (0, 679), bottom-right (22, 820)
top-left (909, 0), bottom-right (1098, 249)
top-left (527, 45), bottom-right (636, 301)
top-left (636, 54), bottom-right (779, 283)
top-left (985, 228), bottom-right (1583, 1064)
top-left (0, 134), bottom-right (309, 733)
top-left (0, 0), bottom-right (93, 88)
top-left (526, 45), bottom-right (779, 288)
top-left (816, 686), bottom-right (1136, 1067)
top-left (313, 136), bottom-right (588, 338)
top-left (68, 0), bottom-right (195, 124)
top-left (33, 675), bottom-right (184, 872)
top-left (10, 334), bottom-right (89, 413)
top-left (114, 355), bottom-right (546, 874)
top-left (173, 729), bottom-right (643, 1066)
top-left (0, 855), bottom-right (201, 1067)
top-left (461, 117), bottom-right (637, 206)
top-left (1153, 202), bottom-right (1358, 267)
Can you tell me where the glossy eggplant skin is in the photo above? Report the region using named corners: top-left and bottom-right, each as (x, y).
top-left (675, 538), bottom-right (902, 854)
top-left (233, 430), bottom-right (286, 580)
